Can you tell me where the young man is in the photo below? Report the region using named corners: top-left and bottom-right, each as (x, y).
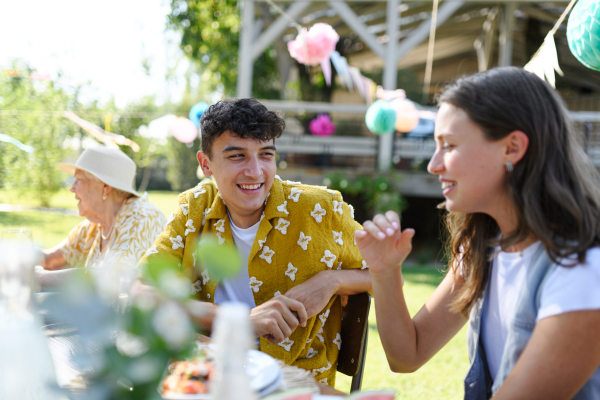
top-left (140, 98), bottom-right (371, 385)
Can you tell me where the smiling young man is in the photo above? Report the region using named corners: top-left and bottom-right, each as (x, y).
top-left (140, 98), bottom-right (371, 385)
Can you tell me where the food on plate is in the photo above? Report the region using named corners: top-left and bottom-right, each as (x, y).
top-left (161, 357), bottom-right (215, 395)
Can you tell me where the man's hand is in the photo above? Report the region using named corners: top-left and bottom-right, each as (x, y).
top-left (250, 295), bottom-right (308, 344)
top-left (284, 271), bottom-right (339, 319)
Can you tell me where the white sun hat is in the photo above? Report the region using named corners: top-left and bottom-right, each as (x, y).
top-left (58, 146), bottom-right (141, 197)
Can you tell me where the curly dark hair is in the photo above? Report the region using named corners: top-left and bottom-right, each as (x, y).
top-left (199, 98), bottom-right (286, 158)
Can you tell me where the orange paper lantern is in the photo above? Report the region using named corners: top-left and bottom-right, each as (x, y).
top-left (390, 99), bottom-right (420, 133)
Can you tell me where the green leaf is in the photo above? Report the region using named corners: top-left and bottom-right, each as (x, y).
top-left (195, 235), bottom-right (242, 280)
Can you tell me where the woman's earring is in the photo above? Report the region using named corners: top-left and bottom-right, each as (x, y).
top-left (506, 161), bottom-right (514, 172)
top-left (103, 195), bottom-right (107, 200)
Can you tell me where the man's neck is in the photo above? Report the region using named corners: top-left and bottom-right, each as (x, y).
top-left (227, 207), bottom-right (265, 229)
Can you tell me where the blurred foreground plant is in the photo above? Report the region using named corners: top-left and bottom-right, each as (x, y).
top-left (42, 235), bottom-right (241, 399)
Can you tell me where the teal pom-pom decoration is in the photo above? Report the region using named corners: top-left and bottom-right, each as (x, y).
top-left (365, 100), bottom-right (397, 135)
top-left (189, 102), bottom-right (209, 128)
top-left (567, 0), bottom-right (600, 71)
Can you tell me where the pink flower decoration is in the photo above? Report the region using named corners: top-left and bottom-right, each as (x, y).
top-left (287, 23), bottom-right (339, 66)
top-left (309, 114), bottom-right (336, 136)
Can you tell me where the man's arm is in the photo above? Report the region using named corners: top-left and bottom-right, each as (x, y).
top-left (284, 269), bottom-right (371, 318)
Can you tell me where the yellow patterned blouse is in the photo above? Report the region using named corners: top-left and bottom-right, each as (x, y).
top-left (140, 176), bottom-right (368, 386)
top-left (60, 194), bottom-right (166, 268)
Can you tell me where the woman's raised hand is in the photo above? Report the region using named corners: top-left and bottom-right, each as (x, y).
top-left (355, 211), bottom-right (415, 274)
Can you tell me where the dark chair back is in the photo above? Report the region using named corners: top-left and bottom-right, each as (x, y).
top-left (336, 292), bottom-right (371, 392)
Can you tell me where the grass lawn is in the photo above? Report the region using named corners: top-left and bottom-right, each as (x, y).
top-left (0, 189), bottom-right (469, 398)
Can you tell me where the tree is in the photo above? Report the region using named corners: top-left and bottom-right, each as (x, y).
top-left (167, 0), bottom-right (281, 99)
top-left (0, 63), bottom-right (79, 206)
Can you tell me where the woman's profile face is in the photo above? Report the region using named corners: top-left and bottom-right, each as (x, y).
top-left (427, 103), bottom-right (509, 215)
top-left (70, 170), bottom-right (104, 220)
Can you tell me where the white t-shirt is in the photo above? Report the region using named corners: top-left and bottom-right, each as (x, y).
top-left (213, 216), bottom-right (259, 309)
top-left (482, 242), bottom-right (600, 380)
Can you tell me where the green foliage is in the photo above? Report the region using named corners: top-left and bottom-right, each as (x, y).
top-left (196, 235), bottom-right (242, 280)
top-left (0, 64), bottom-right (80, 206)
top-left (168, 0), bottom-right (280, 98)
top-left (325, 172), bottom-right (407, 215)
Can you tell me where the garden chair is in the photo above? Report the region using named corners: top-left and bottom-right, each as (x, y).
top-left (337, 292), bottom-right (371, 392)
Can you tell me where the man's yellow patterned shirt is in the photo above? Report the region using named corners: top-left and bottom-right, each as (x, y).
top-left (141, 176), bottom-right (368, 385)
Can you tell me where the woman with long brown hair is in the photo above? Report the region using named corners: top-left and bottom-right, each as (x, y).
top-left (356, 67), bottom-right (600, 399)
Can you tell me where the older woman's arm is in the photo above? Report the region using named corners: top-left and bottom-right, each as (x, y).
top-left (41, 246), bottom-right (68, 271)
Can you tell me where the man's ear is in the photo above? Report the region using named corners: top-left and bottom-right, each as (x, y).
top-left (504, 130), bottom-right (529, 166)
top-left (197, 151), bottom-right (213, 177)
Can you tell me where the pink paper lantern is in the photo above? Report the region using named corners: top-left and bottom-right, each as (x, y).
top-left (171, 117), bottom-right (198, 143)
top-left (309, 114), bottom-right (336, 136)
top-left (390, 98), bottom-right (420, 133)
top-left (288, 23), bottom-right (339, 66)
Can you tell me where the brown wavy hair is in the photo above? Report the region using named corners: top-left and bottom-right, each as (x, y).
top-left (438, 67), bottom-right (600, 317)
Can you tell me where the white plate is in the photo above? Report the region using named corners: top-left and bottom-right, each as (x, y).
top-left (160, 349), bottom-right (282, 400)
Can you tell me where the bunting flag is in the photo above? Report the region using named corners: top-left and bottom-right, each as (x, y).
top-left (349, 66), bottom-right (366, 100)
top-left (321, 58), bottom-right (332, 86)
top-left (524, 34), bottom-right (564, 88)
top-left (0, 132), bottom-right (34, 153)
top-left (63, 111), bottom-right (141, 152)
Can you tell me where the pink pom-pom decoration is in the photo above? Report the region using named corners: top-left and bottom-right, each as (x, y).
top-left (287, 23), bottom-right (339, 66)
top-left (171, 117), bottom-right (198, 143)
top-left (309, 114), bottom-right (336, 136)
top-left (390, 98), bottom-right (420, 133)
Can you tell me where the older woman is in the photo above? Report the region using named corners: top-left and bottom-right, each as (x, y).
top-left (38, 146), bottom-right (166, 286)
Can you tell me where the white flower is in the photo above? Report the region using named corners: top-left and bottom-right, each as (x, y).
top-left (288, 187), bottom-right (303, 202)
top-left (333, 333), bottom-right (342, 350)
top-left (192, 252), bottom-right (197, 267)
top-left (278, 337), bottom-right (294, 351)
top-left (165, 212), bottom-right (175, 229)
top-left (307, 348), bottom-right (318, 358)
top-left (312, 361), bottom-right (331, 376)
top-left (259, 246), bottom-right (274, 264)
top-left (277, 201), bottom-right (289, 215)
top-left (184, 219), bottom-right (196, 236)
top-left (349, 204), bottom-right (355, 219)
top-left (152, 301), bottom-right (192, 349)
top-left (202, 208), bottom-right (211, 226)
top-left (286, 180), bottom-right (301, 185)
top-left (275, 175), bottom-right (282, 181)
top-left (180, 203), bottom-right (189, 216)
top-left (159, 270), bottom-right (191, 300)
top-left (192, 184), bottom-right (206, 198)
top-left (337, 262), bottom-right (342, 270)
top-left (311, 203), bottom-right (326, 223)
top-left (285, 263), bottom-right (297, 281)
top-left (274, 291), bottom-right (281, 297)
top-left (264, 192), bottom-right (270, 205)
top-left (297, 231), bottom-right (311, 250)
top-left (361, 260), bottom-right (368, 270)
top-left (216, 232), bottom-right (225, 245)
top-left (258, 238), bottom-right (266, 249)
top-left (145, 245), bottom-right (158, 256)
top-left (306, 338), bottom-right (312, 344)
top-left (201, 269), bottom-right (210, 285)
top-left (214, 219), bottom-right (225, 233)
top-left (319, 309), bottom-right (330, 325)
top-left (274, 218), bottom-right (290, 235)
top-left (332, 200), bottom-right (343, 215)
top-left (170, 235), bottom-right (184, 250)
top-left (319, 378), bottom-right (328, 385)
top-left (326, 189), bottom-right (336, 196)
top-left (320, 250), bottom-right (336, 269)
top-left (249, 277), bottom-right (263, 293)
top-left (332, 230), bottom-right (343, 245)
top-left (191, 280), bottom-right (202, 295)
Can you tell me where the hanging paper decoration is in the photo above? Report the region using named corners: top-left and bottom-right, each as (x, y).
top-left (288, 23), bottom-right (339, 66)
top-left (309, 114), bottom-right (336, 136)
top-left (365, 100), bottom-right (397, 135)
top-left (171, 118), bottom-right (198, 143)
top-left (139, 115), bottom-right (178, 140)
top-left (567, 0), bottom-right (600, 71)
top-left (63, 111), bottom-right (141, 152)
top-left (0, 132), bottom-right (34, 153)
top-left (390, 99), bottom-right (420, 133)
top-left (524, 35), bottom-right (564, 88)
top-left (189, 102), bottom-right (209, 128)
top-left (321, 58), bottom-right (332, 86)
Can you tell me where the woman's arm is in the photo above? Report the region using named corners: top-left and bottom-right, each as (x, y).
top-left (494, 310), bottom-right (600, 400)
top-left (356, 211), bottom-right (467, 372)
top-left (41, 246), bottom-right (68, 271)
